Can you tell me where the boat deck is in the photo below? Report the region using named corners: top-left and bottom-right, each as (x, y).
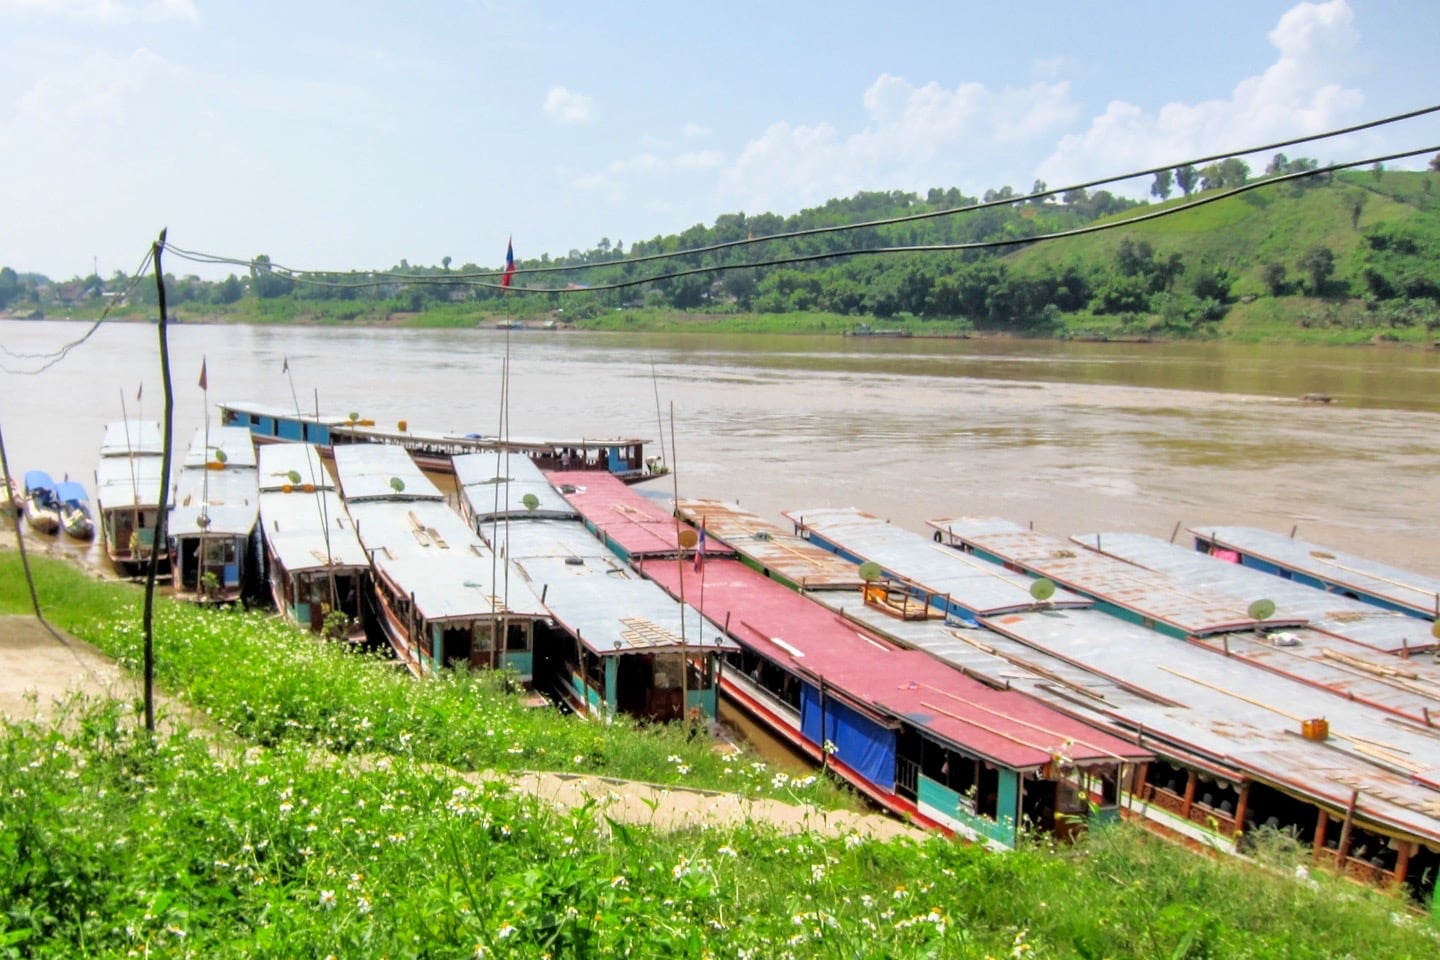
top-left (674, 498), bottom-right (866, 590)
top-left (1190, 525), bottom-right (1440, 620)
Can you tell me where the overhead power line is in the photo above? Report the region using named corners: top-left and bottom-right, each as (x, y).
top-left (165, 143), bottom-right (1437, 294)
top-left (161, 101), bottom-right (1440, 289)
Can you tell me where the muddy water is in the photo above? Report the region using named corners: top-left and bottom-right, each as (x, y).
top-left (2, 321), bottom-right (1438, 575)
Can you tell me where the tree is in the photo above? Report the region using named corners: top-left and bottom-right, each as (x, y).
top-left (1429, 153), bottom-right (1440, 172)
top-left (0, 265), bottom-right (18, 309)
top-left (1371, 161), bottom-right (1384, 182)
top-left (1175, 165), bottom-right (1198, 196)
top-left (1298, 245), bottom-right (1336, 296)
top-left (441, 256), bottom-right (452, 272)
top-left (1262, 262), bottom-right (1288, 297)
top-left (1150, 169), bottom-right (1173, 201)
top-left (1061, 187), bottom-right (1088, 206)
top-left (1348, 191), bottom-right (1367, 230)
top-left (214, 274), bottom-right (244, 305)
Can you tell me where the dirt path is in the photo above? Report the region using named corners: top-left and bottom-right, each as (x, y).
top-left (0, 612), bottom-right (925, 842)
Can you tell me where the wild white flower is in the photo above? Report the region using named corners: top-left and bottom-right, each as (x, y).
top-left (610, 875), bottom-right (628, 889)
top-left (318, 889), bottom-right (336, 910)
top-left (716, 845), bottom-right (737, 858)
top-left (496, 923), bottom-right (516, 940)
top-left (676, 764), bottom-right (691, 775)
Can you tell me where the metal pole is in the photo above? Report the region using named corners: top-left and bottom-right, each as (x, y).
top-left (143, 228), bottom-right (177, 734)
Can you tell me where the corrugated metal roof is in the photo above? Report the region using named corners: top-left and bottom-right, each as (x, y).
top-left (639, 555), bottom-right (1147, 771)
top-left (550, 471), bottom-right (733, 560)
top-left (334, 445), bottom-right (544, 622)
top-left (454, 453), bottom-right (577, 524)
top-left (95, 454), bottom-right (166, 511)
top-left (1073, 531), bottom-right (1434, 654)
top-left (333, 443), bottom-right (445, 503)
top-left (783, 506), bottom-right (1090, 616)
top-left (258, 443), bottom-right (334, 493)
top-left (180, 426), bottom-right (258, 469)
top-left (170, 427), bottom-right (257, 538)
top-left (258, 444), bottom-right (367, 575)
top-left (675, 499), bottom-right (866, 590)
top-left (1182, 628), bottom-right (1440, 726)
top-left (220, 401), bottom-right (351, 428)
top-left (931, 517), bottom-right (1306, 636)
top-left (100, 420), bottom-right (164, 458)
top-left (981, 605), bottom-right (1440, 842)
top-left (500, 520), bottom-right (734, 656)
top-left (1190, 525), bottom-right (1440, 619)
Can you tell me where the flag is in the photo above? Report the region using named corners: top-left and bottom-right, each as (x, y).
top-left (282, 355), bottom-right (289, 374)
top-left (136, 383), bottom-right (142, 402)
top-left (198, 357), bottom-right (207, 391)
top-left (693, 518), bottom-right (706, 573)
top-left (501, 238), bottom-right (516, 288)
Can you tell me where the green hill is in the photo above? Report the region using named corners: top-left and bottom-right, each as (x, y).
top-left (7, 166), bottom-right (1440, 344)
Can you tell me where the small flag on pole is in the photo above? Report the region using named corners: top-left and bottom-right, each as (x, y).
top-left (282, 355), bottom-right (289, 374)
top-left (694, 518), bottom-right (706, 573)
top-left (136, 383), bottom-right (142, 402)
top-left (501, 238), bottom-right (516, 288)
top-left (198, 357), bottom-right (207, 391)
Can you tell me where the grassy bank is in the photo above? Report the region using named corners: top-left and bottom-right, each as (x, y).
top-left (2, 552), bottom-right (1437, 957)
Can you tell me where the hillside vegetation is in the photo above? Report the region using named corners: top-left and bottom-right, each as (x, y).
top-left (5, 161), bottom-right (1440, 344)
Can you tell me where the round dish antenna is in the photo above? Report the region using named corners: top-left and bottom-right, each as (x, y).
top-left (677, 529), bottom-right (698, 548)
top-left (522, 493), bottom-right (540, 512)
top-left (1248, 598), bottom-right (1276, 621)
top-left (389, 477), bottom-right (405, 493)
top-left (1030, 578), bottom-right (1056, 602)
top-left (858, 561), bottom-right (883, 582)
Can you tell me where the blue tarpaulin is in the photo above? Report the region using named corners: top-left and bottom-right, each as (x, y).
top-left (800, 684), bottom-right (896, 791)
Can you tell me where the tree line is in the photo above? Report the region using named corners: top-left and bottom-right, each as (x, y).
top-left (4, 154), bottom-right (1438, 336)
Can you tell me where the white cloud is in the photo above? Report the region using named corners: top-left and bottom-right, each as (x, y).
top-left (716, 73), bottom-right (1078, 214)
top-left (1, 0), bottom-right (198, 23)
top-left (542, 85), bottom-right (592, 123)
top-left (675, 149), bottom-right (723, 171)
top-left (1036, 0), bottom-right (1363, 190)
top-left (681, 121), bottom-right (708, 138)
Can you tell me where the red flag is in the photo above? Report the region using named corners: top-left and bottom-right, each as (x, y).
top-left (198, 357), bottom-right (207, 391)
top-left (693, 518), bottom-right (706, 573)
top-left (501, 238), bottom-right (516, 288)
top-left (136, 382), bottom-right (142, 402)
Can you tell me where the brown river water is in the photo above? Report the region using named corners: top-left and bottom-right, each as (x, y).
top-left (2, 320), bottom-right (1438, 575)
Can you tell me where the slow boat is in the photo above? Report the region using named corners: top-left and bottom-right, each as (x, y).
top-left (455, 452), bottom-right (733, 721)
top-left (219, 400), bottom-right (663, 482)
top-left (169, 426), bottom-right (260, 604)
top-left (258, 443), bottom-right (369, 640)
top-left (93, 420), bottom-right (168, 571)
top-left (21, 470), bottom-right (61, 535)
top-left (332, 443), bottom-right (546, 679)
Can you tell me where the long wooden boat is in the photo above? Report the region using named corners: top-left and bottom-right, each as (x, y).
top-left (56, 480), bottom-right (95, 541)
top-left (169, 426), bottom-right (260, 604)
top-left (219, 400), bottom-right (663, 482)
top-left (332, 443), bottom-right (546, 679)
top-left (793, 507), bottom-right (1440, 905)
top-left (21, 470), bottom-right (61, 535)
top-left (258, 443), bottom-right (369, 641)
top-left (1072, 530), bottom-right (1434, 655)
top-left (1190, 525), bottom-right (1440, 621)
top-left (455, 452), bottom-right (734, 721)
top-left (635, 551), bottom-right (1150, 848)
top-left (94, 420), bottom-right (168, 571)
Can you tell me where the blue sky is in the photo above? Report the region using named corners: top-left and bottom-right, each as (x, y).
top-left (2, 0), bottom-right (1437, 281)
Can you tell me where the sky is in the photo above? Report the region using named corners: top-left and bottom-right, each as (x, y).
top-left (2, 0), bottom-right (1438, 281)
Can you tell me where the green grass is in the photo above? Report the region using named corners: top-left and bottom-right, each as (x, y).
top-left (0, 551), bottom-right (846, 802)
top-left (2, 551), bottom-right (1438, 956)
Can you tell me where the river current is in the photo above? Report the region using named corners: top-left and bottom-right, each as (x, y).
top-left (2, 320), bottom-right (1438, 574)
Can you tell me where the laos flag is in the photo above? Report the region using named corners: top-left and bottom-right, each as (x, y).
top-left (501, 238), bottom-right (516, 288)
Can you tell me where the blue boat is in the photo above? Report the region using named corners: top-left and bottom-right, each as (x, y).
top-left (21, 470), bottom-right (61, 535)
top-left (55, 480), bottom-right (95, 541)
